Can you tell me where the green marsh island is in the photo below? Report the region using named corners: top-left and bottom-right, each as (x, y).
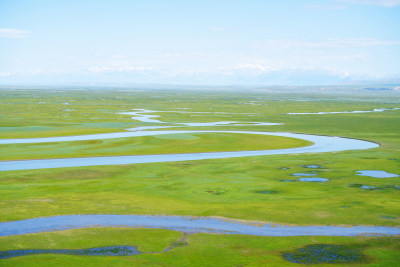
top-left (0, 87), bottom-right (399, 266)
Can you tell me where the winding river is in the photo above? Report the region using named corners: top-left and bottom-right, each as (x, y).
top-left (0, 131), bottom-right (378, 171)
top-left (1, 110), bottom-right (395, 238)
top-left (1, 215), bottom-right (399, 237)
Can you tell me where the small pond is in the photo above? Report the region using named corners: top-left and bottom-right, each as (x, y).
top-left (349, 184), bottom-right (399, 190)
top-left (355, 170), bottom-right (399, 178)
top-left (291, 173), bottom-right (317, 176)
top-left (303, 165), bottom-right (324, 169)
top-left (360, 185), bottom-right (376, 190)
top-left (298, 178), bottom-right (329, 182)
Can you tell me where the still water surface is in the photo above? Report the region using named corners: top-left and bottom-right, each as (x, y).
top-left (1, 215), bottom-right (399, 237)
top-left (0, 131), bottom-right (378, 171)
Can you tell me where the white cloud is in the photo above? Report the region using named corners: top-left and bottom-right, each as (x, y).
top-left (255, 38), bottom-right (400, 49)
top-left (109, 55), bottom-right (126, 59)
top-left (339, 54), bottom-right (368, 60)
top-left (88, 67), bottom-right (113, 72)
top-left (159, 52), bottom-right (202, 58)
top-left (216, 64), bottom-right (275, 76)
top-left (0, 29), bottom-right (29, 38)
top-left (0, 72), bottom-right (11, 77)
top-left (28, 69), bottom-right (44, 74)
top-left (308, 0), bottom-right (400, 9)
top-left (307, 4), bottom-right (347, 10)
top-left (88, 66), bottom-right (154, 73)
top-left (218, 64), bottom-right (272, 72)
top-left (209, 27), bottom-right (233, 32)
top-left (338, 0), bottom-right (400, 7)
top-left (331, 38), bottom-right (400, 46)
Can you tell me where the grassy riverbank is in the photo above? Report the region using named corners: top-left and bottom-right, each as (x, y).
top-left (0, 133), bottom-right (311, 161)
top-left (0, 228), bottom-right (399, 266)
top-left (1, 150), bottom-right (399, 226)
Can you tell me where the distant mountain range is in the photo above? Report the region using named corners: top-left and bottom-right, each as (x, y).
top-left (1, 67), bottom-right (400, 87)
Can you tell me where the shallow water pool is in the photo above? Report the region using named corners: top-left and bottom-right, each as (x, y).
top-left (298, 178), bottom-right (329, 182)
top-left (355, 170), bottom-right (399, 178)
top-left (291, 173), bottom-right (318, 176)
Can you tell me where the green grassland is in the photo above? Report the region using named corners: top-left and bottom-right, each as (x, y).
top-left (0, 87), bottom-right (399, 265)
top-left (1, 152), bottom-right (399, 226)
top-left (0, 228), bottom-right (399, 266)
top-left (0, 133), bottom-right (311, 161)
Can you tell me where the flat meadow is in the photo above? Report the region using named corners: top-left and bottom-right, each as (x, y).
top-left (0, 87), bottom-right (399, 266)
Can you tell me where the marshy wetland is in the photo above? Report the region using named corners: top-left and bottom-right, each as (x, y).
top-left (0, 88), bottom-right (399, 266)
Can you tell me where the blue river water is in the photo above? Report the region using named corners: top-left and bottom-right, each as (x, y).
top-left (0, 215), bottom-right (399, 237)
top-left (0, 131), bottom-right (378, 171)
top-left (0, 116), bottom-right (390, 239)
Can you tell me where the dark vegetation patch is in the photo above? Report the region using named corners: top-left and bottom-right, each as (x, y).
top-left (303, 165), bottom-right (324, 169)
top-left (348, 184), bottom-right (376, 190)
top-left (0, 246), bottom-right (141, 259)
top-left (380, 215), bottom-right (396, 220)
top-left (348, 184), bottom-right (400, 190)
top-left (205, 188), bottom-right (227, 195)
top-left (348, 183), bottom-right (364, 188)
top-left (282, 244), bottom-right (367, 264)
top-left (254, 190), bottom-right (279, 194)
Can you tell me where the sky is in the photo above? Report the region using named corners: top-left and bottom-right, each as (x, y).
top-left (0, 0), bottom-right (399, 85)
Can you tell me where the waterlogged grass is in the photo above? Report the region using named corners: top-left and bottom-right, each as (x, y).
top-left (0, 133), bottom-right (311, 161)
top-left (282, 244), bottom-right (367, 264)
top-left (0, 228), bottom-right (182, 254)
top-left (2, 88), bottom-right (400, 139)
top-left (0, 246), bottom-right (140, 259)
top-left (1, 151), bottom-right (399, 226)
top-left (0, 228), bottom-right (398, 266)
top-left (0, 89), bottom-right (399, 226)
top-left (0, 88), bottom-right (399, 266)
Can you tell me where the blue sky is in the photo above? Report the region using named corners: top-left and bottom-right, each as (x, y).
top-left (0, 0), bottom-right (399, 85)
